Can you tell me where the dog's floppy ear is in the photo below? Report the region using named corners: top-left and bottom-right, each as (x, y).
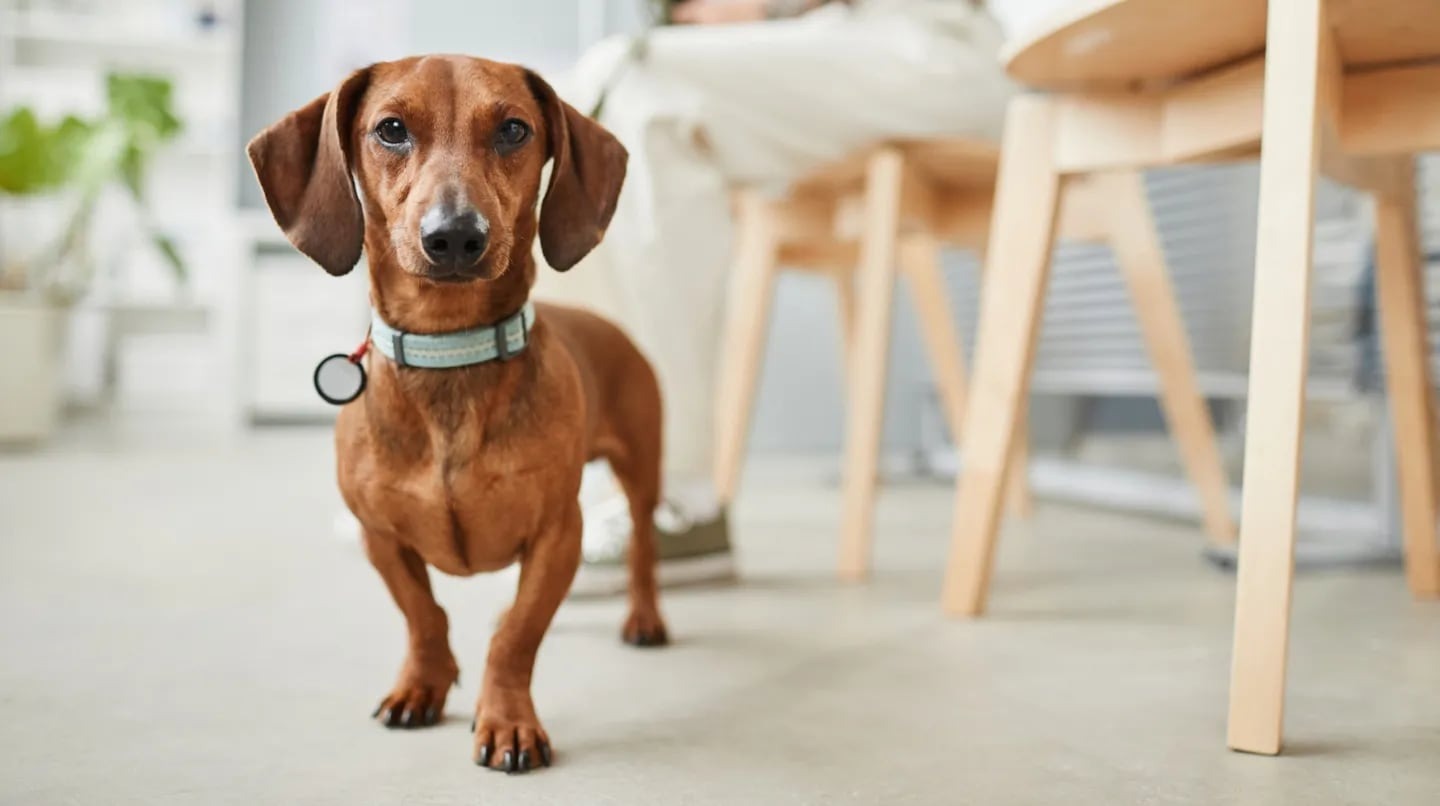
top-left (246, 67), bottom-right (371, 276)
top-left (526, 71), bottom-right (628, 272)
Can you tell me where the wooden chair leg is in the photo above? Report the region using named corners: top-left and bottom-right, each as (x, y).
top-left (900, 231), bottom-right (1034, 514)
top-left (1228, 0), bottom-right (1327, 756)
top-left (833, 268), bottom-right (857, 379)
top-left (1006, 406), bottom-right (1034, 517)
top-left (713, 191), bottom-right (782, 504)
top-left (1099, 170), bottom-right (1237, 545)
top-left (1429, 375), bottom-right (1440, 509)
top-left (836, 148), bottom-right (906, 581)
top-left (901, 233), bottom-right (968, 439)
top-left (1373, 158), bottom-right (1440, 598)
top-left (941, 95), bottom-right (1063, 616)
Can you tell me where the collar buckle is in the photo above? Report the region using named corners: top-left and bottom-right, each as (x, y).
top-left (494, 319), bottom-right (513, 362)
top-left (391, 332), bottom-right (409, 367)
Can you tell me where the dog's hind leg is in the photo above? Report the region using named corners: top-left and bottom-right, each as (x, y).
top-left (362, 530), bottom-right (460, 729)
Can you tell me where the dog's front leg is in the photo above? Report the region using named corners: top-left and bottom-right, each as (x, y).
top-left (473, 502), bottom-right (581, 773)
top-left (362, 530), bottom-right (460, 729)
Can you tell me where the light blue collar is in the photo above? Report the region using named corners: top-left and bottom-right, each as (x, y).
top-left (370, 302), bottom-right (536, 369)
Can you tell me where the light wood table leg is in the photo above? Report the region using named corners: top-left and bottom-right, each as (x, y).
top-left (837, 148), bottom-right (906, 581)
top-left (713, 191), bottom-right (782, 504)
top-left (1373, 158), bottom-right (1440, 598)
top-left (941, 95), bottom-right (1063, 616)
top-left (1100, 170), bottom-right (1237, 545)
top-left (1227, 0), bottom-right (1327, 756)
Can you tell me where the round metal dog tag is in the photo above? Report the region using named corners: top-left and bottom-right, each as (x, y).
top-left (314, 353), bottom-right (367, 406)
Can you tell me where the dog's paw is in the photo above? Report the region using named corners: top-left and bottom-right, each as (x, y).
top-left (372, 655), bottom-right (459, 730)
top-left (472, 698), bottom-right (551, 774)
top-left (621, 607), bottom-right (669, 648)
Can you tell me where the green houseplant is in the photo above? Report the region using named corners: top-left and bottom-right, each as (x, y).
top-left (0, 73), bottom-right (185, 443)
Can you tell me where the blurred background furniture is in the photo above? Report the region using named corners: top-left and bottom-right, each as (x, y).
top-left (0, 0), bottom-right (245, 433)
top-left (713, 137), bottom-right (1237, 580)
top-left (942, 0), bottom-right (1440, 756)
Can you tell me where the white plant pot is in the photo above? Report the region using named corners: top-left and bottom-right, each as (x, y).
top-left (0, 292), bottom-right (65, 444)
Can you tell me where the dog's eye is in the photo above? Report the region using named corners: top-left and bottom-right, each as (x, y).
top-left (495, 118), bottom-right (531, 153)
top-left (375, 117), bottom-right (409, 146)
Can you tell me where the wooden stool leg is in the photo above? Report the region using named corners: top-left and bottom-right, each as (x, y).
top-left (1429, 376), bottom-right (1440, 508)
top-left (1227, 0), bottom-right (1327, 756)
top-left (901, 233), bottom-right (968, 439)
top-left (941, 96), bottom-right (1063, 616)
top-left (833, 268), bottom-right (857, 378)
top-left (713, 192), bottom-right (782, 504)
top-left (899, 232), bottom-right (1031, 514)
top-left (1006, 406), bottom-right (1034, 517)
top-left (836, 148), bottom-right (906, 581)
top-left (1100, 170), bottom-right (1237, 544)
top-left (972, 239), bottom-right (1036, 517)
top-left (1374, 159), bottom-right (1440, 598)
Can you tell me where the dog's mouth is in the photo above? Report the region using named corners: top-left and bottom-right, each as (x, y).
top-left (418, 254), bottom-right (503, 284)
top-left (425, 267), bottom-right (485, 284)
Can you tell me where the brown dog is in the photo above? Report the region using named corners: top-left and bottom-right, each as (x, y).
top-left (247, 55), bottom-right (667, 773)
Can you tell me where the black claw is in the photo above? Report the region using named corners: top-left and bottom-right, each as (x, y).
top-left (518, 750), bottom-right (531, 772)
top-left (401, 709), bottom-right (417, 728)
top-left (424, 707), bottom-right (438, 726)
top-left (625, 630), bottom-right (667, 648)
top-left (383, 707), bottom-right (403, 728)
top-left (503, 749), bottom-right (516, 773)
top-left (477, 745), bottom-right (492, 767)
top-left (371, 702), bottom-right (384, 719)
top-left (539, 742), bottom-right (552, 767)
top-left (469, 718), bottom-right (476, 733)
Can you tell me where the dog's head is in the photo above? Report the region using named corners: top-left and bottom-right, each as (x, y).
top-left (247, 55), bottom-right (626, 288)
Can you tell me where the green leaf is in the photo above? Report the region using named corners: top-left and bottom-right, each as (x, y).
top-left (119, 143), bottom-right (145, 198)
top-left (3, 72), bottom-right (188, 290)
top-left (69, 121), bottom-right (127, 194)
top-left (49, 116), bottom-right (94, 181)
top-left (151, 232), bottom-right (186, 283)
top-left (0, 108), bottom-right (44, 192)
top-left (106, 73), bottom-right (182, 142)
top-left (1, 109), bottom-right (56, 193)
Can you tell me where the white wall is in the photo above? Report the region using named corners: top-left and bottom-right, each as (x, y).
top-left (240, 0), bottom-right (585, 208)
top-left (410, 0), bottom-right (580, 73)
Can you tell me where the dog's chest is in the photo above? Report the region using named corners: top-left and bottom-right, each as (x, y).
top-left (352, 453), bottom-right (561, 576)
top-left (337, 369), bottom-right (585, 576)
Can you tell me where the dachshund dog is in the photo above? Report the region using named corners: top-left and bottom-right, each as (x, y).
top-left (247, 55), bottom-right (667, 774)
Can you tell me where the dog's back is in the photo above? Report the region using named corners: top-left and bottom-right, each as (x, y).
top-left (539, 302), bottom-right (662, 485)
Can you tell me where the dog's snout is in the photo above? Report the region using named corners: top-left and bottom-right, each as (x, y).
top-left (420, 204), bottom-right (489, 270)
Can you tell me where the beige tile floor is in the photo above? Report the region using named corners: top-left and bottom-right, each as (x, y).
top-left (1, 426), bottom-right (1437, 805)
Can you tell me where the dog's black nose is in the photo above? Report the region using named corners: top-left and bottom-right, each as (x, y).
top-left (420, 205), bottom-right (488, 269)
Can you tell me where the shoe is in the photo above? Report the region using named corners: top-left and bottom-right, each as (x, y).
top-left (569, 463), bottom-right (736, 598)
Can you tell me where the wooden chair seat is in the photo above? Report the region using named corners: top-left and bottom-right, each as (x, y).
top-left (1006, 0), bottom-right (1440, 91)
